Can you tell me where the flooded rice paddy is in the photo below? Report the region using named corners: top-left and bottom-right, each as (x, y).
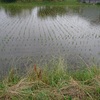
top-left (0, 6), bottom-right (100, 77)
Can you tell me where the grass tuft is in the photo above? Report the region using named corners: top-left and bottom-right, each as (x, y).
top-left (0, 59), bottom-right (100, 100)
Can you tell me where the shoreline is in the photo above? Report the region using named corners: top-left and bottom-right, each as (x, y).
top-left (0, 1), bottom-right (96, 7)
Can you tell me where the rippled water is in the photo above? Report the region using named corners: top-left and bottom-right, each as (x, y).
top-left (0, 6), bottom-right (100, 76)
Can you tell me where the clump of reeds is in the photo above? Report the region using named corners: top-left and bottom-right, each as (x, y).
top-left (0, 58), bottom-right (100, 100)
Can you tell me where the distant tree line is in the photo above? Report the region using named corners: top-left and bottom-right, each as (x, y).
top-left (0, 0), bottom-right (59, 2)
top-left (0, 0), bottom-right (65, 2)
top-left (0, 0), bottom-right (16, 2)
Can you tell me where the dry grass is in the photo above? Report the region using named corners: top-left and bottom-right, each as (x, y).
top-left (0, 59), bottom-right (100, 100)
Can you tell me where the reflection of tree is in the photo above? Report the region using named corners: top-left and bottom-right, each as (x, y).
top-left (2, 5), bottom-right (33, 17)
top-left (91, 14), bottom-right (100, 25)
top-left (37, 6), bottom-right (82, 19)
top-left (37, 6), bottom-right (67, 18)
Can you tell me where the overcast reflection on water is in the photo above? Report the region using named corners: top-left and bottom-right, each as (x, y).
top-left (0, 6), bottom-right (100, 77)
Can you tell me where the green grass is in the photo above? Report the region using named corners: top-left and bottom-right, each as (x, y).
top-left (0, 58), bottom-right (100, 100)
top-left (0, 0), bottom-right (91, 7)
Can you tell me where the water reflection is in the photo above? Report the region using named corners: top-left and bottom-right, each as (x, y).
top-left (37, 6), bottom-right (68, 18)
top-left (91, 14), bottom-right (100, 25)
top-left (37, 6), bottom-right (85, 19)
top-left (80, 6), bottom-right (100, 25)
top-left (0, 5), bottom-right (100, 78)
top-left (1, 5), bottom-right (33, 17)
top-left (37, 6), bottom-right (100, 25)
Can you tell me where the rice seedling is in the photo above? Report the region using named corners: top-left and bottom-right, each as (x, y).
top-left (0, 5), bottom-right (100, 100)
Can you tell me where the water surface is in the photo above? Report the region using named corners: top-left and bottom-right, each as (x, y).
top-left (0, 6), bottom-right (100, 77)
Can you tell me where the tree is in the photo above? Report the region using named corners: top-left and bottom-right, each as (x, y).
top-left (1, 0), bottom-right (16, 2)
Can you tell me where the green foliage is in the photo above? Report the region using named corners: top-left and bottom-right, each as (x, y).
top-left (0, 59), bottom-right (100, 100)
top-left (71, 66), bottom-right (100, 81)
top-left (0, 0), bottom-right (79, 4)
top-left (1, 0), bottom-right (16, 3)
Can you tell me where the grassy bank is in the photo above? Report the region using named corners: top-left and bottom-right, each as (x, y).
top-left (0, 0), bottom-right (91, 7)
top-left (0, 59), bottom-right (100, 100)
